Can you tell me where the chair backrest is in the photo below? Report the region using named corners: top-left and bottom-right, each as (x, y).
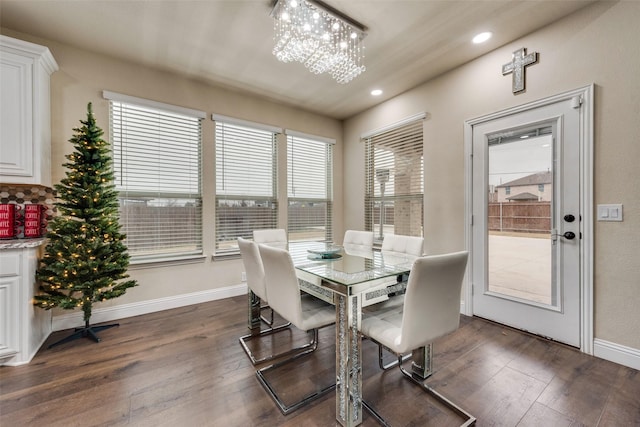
top-left (238, 237), bottom-right (268, 302)
top-left (381, 234), bottom-right (424, 257)
top-left (258, 244), bottom-right (305, 329)
top-left (399, 251), bottom-right (468, 353)
top-left (253, 228), bottom-right (288, 249)
top-left (343, 230), bottom-right (374, 251)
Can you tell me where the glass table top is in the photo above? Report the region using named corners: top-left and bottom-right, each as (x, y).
top-left (289, 241), bottom-right (415, 286)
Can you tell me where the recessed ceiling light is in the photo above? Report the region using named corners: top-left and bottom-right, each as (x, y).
top-left (472, 32), bottom-right (492, 44)
top-left (371, 89), bottom-right (383, 96)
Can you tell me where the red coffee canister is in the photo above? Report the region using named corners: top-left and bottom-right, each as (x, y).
top-left (24, 204), bottom-right (45, 238)
top-left (0, 204), bottom-right (17, 238)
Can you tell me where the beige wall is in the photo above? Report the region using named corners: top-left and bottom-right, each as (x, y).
top-left (1, 28), bottom-right (343, 314)
top-left (343, 1), bottom-right (640, 350)
top-left (3, 1), bottom-right (638, 353)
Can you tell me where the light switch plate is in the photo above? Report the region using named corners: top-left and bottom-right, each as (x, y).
top-left (597, 204), bottom-right (623, 221)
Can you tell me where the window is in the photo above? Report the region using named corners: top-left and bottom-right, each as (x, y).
top-left (287, 131), bottom-right (334, 242)
top-left (214, 115), bottom-right (280, 255)
top-left (506, 186), bottom-right (511, 195)
top-left (106, 91), bottom-right (204, 262)
top-left (363, 114), bottom-right (424, 244)
top-left (538, 184), bottom-right (544, 192)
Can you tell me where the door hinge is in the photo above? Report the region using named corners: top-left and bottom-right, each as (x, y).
top-left (571, 95), bottom-right (583, 109)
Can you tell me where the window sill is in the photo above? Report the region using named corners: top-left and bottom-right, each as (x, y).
top-left (129, 254), bottom-right (207, 270)
top-left (211, 252), bottom-right (241, 261)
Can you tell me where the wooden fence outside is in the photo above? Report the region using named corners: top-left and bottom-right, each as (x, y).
top-left (488, 202), bottom-right (551, 233)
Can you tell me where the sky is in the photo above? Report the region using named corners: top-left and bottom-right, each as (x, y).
top-left (488, 134), bottom-right (552, 187)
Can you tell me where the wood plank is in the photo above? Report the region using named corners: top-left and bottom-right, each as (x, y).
top-left (1, 296), bottom-right (638, 426)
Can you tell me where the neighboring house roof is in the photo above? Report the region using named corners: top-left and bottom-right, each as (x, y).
top-left (507, 192), bottom-right (539, 201)
top-left (497, 171), bottom-right (552, 187)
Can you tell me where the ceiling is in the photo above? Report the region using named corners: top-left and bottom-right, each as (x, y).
top-left (0, 0), bottom-right (595, 120)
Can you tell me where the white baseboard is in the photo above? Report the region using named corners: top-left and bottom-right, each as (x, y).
top-left (593, 338), bottom-right (640, 371)
top-left (52, 284), bottom-right (248, 332)
top-left (2, 331), bottom-right (50, 366)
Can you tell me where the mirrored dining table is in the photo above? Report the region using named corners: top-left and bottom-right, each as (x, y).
top-left (288, 242), bottom-right (425, 427)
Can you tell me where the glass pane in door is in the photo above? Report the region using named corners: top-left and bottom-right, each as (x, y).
top-left (487, 129), bottom-right (557, 307)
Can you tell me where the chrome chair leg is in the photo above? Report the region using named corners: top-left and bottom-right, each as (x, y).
top-left (397, 358), bottom-right (476, 426)
top-left (364, 341), bottom-right (476, 427)
top-left (255, 328), bottom-right (336, 415)
top-left (362, 400), bottom-right (392, 427)
top-left (260, 304), bottom-right (274, 326)
top-left (377, 343), bottom-right (411, 370)
top-left (239, 322), bottom-right (297, 365)
top-left (240, 292), bottom-right (297, 365)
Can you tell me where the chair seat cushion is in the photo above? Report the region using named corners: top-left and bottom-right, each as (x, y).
top-left (299, 294), bottom-right (335, 331)
top-left (360, 296), bottom-right (404, 353)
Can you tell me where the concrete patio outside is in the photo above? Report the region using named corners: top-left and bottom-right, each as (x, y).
top-left (488, 232), bottom-right (552, 305)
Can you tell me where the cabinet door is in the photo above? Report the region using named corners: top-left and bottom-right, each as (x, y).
top-left (0, 51), bottom-right (34, 179)
top-left (0, 276), bottom-right (19, 359)
top-left (0, 251), bottom-right (20, 360)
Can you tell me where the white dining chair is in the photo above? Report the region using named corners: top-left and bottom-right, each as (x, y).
top-left (343, 229), bottom-right (374, 251)
top-left (360, 233), bottom-right (424, 308)
top-left (253, 228), bottom-right (287, 249)
top-left (238, 237), bottom-right (310, 365)
top-left (359, 251), bottom-right (475, 426)
top-left (378, 234), bottom-right (424, 302)
top-left (381, 233), bottom-right (424, 257)
top-left (256, 244), bottom-right (336, 414)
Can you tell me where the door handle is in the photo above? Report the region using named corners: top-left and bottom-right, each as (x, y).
top-left (551, 230), bottom-right (576, 241)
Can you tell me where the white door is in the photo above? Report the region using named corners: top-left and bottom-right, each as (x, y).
top-left (469, 90), bottom-right (590, 347)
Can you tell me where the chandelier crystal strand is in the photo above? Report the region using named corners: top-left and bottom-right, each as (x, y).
top-left (272, 0), bottom-right (366, 84)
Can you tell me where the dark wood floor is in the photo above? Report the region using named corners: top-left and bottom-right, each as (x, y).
top-left (1, 295), bottom-right (639, 426)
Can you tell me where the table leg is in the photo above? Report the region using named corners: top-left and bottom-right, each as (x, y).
top-left (411, 343), bottom-right (434, 379)
top-left (248, 290), bottom-right (261, 335)
top-left (336, 294), bottom-right (363, 427)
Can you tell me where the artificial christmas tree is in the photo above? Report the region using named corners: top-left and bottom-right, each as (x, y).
top-left (34, 103), bottom-right (137, 347)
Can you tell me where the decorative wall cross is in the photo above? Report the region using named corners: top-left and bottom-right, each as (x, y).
top-left (502, 47), bottom-right (538, 93)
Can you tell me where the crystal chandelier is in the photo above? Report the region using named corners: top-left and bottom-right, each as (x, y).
top-left (271, 0), bottom-right (367, 84)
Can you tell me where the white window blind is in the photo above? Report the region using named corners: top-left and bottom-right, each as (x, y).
top-left (287, 132), bottom-right (333, 242)
top-left (215, 119), bottom-right (278, 254)
top-left (109, 98), bottom-right (203, 262)
top-left (364, 117), bottom-right (424, 244)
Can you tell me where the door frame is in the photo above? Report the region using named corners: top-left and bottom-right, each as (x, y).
top-left (463, 85), bottom-right (594, 354)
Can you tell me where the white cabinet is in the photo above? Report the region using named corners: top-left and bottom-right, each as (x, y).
top-left (0, 35), bottom-right (58, 186)
top-left (0, 244), bottom-right (51, 365)
top-left (0, 267), bottom-right (19, 360)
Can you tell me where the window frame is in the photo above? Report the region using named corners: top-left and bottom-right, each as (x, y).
top-left (213, 114), bottom-right (282, 256)
top-left (286, 130), bottom-right (334, 243)
top-left (104, 91), bottom-right (205, 264)
top-left (362, 113), bottom-right (425, 245)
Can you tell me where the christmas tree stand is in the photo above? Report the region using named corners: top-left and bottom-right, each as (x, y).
top-left (48, 321), bottom-right (120, 348)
